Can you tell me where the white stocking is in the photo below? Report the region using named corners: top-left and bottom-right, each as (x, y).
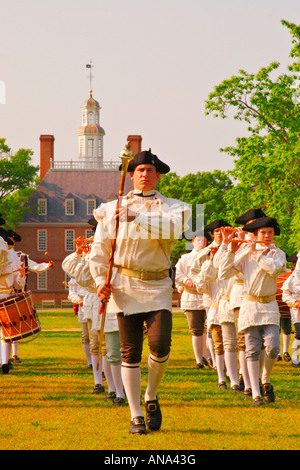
top-left (121, 363), bottom-right (142, 419)
top-left (83, 343), bottom-right (91, 366)
top-left (111, 364), bottom-right (125, 398)
top-left (261, 354), bottom-right (276, 384)
top-left (145, 354), bottom-right (169, 402)
top-left (224, 351), bottom-right (239, 387)
top-left (91, 354), bottom-right (103, 385)
top-left (12, 342), bottom-right (18, 357)
top-left (1, 341), bottom-right (11, 364)
top-left (102, 355), bottom-right (115, 393)
top-left (215, 354), bottom-right (225, 383)
top-left (239, 351), bottom-right (251, 389)
top-left (192, 335), bottom-right (203, 364)
top-left (247, 360), bottom-right (261, 398)
top-left (283, 334), bottom-right (291, 354)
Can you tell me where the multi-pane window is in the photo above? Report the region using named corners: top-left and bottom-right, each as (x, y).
top-left (79, 138), bottom-right (84, 156)
top-left (88, 112), bottom-right (94, 125)
top-left (86, 199), bottom-right (96, 215)
top-left (37, 229), bottom-right (47, 251)
top-left (98, 139), bottom-right (102, 158)
top-left (87, 139), bottom-right (94, 157)
top-left (85, 229), bottom-right (94, 239)
top-left (65, 199), bottom-right (74, 215)
top-left (37, 271), bottom-right (47, 290)
top-left (65, 229), bottom-right (75, 252)
top-left (38, 198), bottom-right (47, 215)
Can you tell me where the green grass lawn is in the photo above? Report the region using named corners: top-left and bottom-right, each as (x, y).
top-left (0, 308), bottom-right (299, 451)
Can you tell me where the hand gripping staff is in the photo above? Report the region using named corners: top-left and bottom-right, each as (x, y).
top-left (97, 142), bottom-right (134, 368)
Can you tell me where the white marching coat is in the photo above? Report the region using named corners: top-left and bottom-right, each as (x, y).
top-left (195, 258), bottom-right (220, 330)
top-left (89, 190), bottom-right (191, 316)
top-left (74, 253), bottom-right (119, 334)
top-left (67, 278), bottom-right (88, 323)
top-left (218, 243), bottom-right (286, 332)
top-left (282, 269), bottom-right (300, 325)
top-left (175, 249), bottom-right (208, 310)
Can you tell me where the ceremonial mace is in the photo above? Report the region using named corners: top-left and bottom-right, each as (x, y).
top-left (97, 142), bottom-right (134, 367)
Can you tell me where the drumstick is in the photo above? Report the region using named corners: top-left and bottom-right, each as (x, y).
top-left (45, 251), bottom-right (53, 263)
top-left (13, 268), bottom-right (30, 274)
top-left (62, 281), bottom-right (69, 288)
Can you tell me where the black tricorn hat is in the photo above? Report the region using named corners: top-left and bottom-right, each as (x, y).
top-left (205, 219), bottom-right (232, 233)
top-left (183, 229), bottom-right (212, 243)
top-left (119, 149), bottom-right (170, 174)
top-left (242, 216), bottom-right (280, 236)
top-left (193, 229), bottom-right (212, 243)
top-left (88, 216), bottom-right (97, 232)
top-left (6, 229), bottom-right (22, 242)
top-left (287, 253), bottom-right (298, 263)
top-left (235, 208), bottom-right (266, 225)
top-left (0, 228), bottom-right (14, 245)
top-left (88, 216), bottom-right (97, 226)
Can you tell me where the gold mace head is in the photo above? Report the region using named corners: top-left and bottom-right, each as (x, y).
top-left (119, 142), bottom-right (134, 175)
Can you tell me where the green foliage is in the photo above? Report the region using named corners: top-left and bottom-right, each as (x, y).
top-left (157, 171), bottom-right (233, 264)
top-left (0, 138), bottom-right (39, 228)
top-left (157, 170), bottom-right (233, 223)
top-left (204, 19), bottom-right (300, 255)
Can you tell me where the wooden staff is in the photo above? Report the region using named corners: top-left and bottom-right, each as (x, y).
top-left (97, 142), bottom-right (134, 368)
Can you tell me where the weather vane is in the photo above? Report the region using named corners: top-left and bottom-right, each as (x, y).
top-left (86, 60), bottom-right (94, 94)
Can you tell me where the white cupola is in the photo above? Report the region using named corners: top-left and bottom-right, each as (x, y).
top-left (77, 89), bottom-right (105, 168)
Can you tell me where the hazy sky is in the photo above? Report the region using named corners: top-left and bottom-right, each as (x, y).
top-left (1, 0), bottom-right (299, 177)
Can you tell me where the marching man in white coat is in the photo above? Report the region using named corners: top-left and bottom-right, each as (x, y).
top-left (175, 230), bottom-right (212, 370)
top-left (89, 149), bottom-right (191, 435)
top-left (218, 217), bottom-right (286, 405)
top-left (282, 252), bottom-right (300, 368)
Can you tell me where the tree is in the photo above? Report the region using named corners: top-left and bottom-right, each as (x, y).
top-left (0, 138), bottom-right (39, 227)
top-left (157, 170), bottom-right (233, 264)
top-left (204, 20), bottom-right (300, 254)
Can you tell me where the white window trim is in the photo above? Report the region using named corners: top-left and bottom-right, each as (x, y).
top-left (65, 199), bottom-right (75, 215)
top-left (85, 228), bottom-right (94, 239)
top-left (38, 198), bottom-right (47, 215)
top-left (65, 229), bottom-right (75, 252)
top-left (37, 271), bottom-right (47, 290)
top-left (37, 229), bottom-right (47, 252)
top-left (86, 198), bottom-right (96, 215)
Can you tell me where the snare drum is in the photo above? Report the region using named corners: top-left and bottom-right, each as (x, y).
top-left (0, 291), bottom-right (41, 342)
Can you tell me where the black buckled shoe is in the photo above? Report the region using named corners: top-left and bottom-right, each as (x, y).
top-left (92, 384), bottom-right (105, 394)
top-left (243, 387), bottom-right (252, 397)
top-left (262, 383), bottom-right (275, 403)
top-left (1, 364), bottom-right (10, 375)
top-left (113, 397), bottom-right (126, 406)
top-left (145, 398), bottom-right (162, 431)
top-left (218, 381), bottom-right (227, 389)
top-left (129, 416), bottom-right (147, 435)
top-left (283, 352), bottom-right (291, 362)
top-left (253, 396), bottom-right (264, 406)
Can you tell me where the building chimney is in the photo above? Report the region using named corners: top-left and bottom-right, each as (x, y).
top-left (40, 135), bottom-right (55, 181)
top-left (127, 135), bottom-right (142, 156)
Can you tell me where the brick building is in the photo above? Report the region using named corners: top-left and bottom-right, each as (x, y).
top-left (16, 90), bottom-right (142, 306)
